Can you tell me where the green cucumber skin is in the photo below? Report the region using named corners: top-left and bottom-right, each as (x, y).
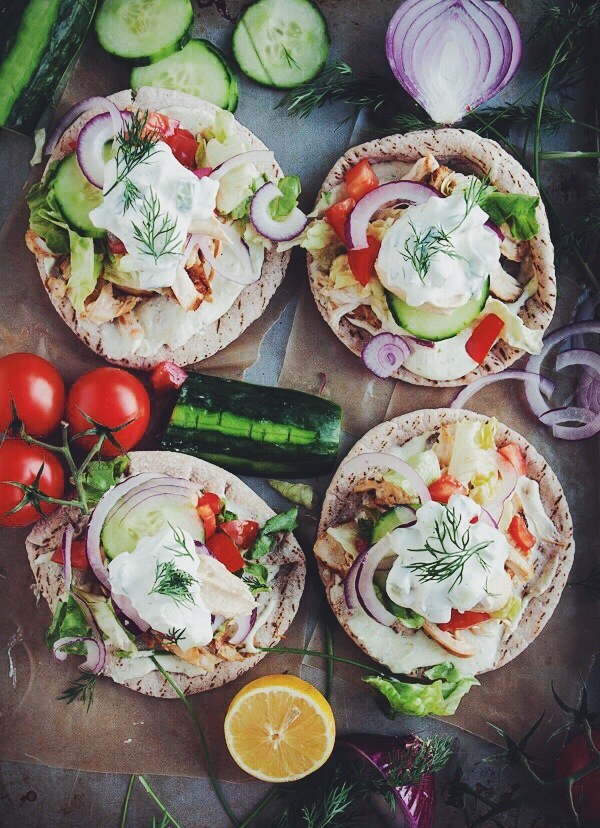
top-left (162, 374), bottom-right (341, 478)
top-left (0, 0), bottom-right (96, 135)
top-left (94, 0), bottom-right (193, 62)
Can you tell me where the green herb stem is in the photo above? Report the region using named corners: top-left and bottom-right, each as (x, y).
top-left (539, 150), bottom-right (600, 160)
top-left (324, 618), bottom-right (334, 702)
top-left (258, 645), bottom-right (387, 677)
top-left (138, 775), bottom-right (184, 828)
top-left (533, 30), bottom-right (573, 185)
top-left (120, 775), bottom-right (135, 828)
top-left (238, 787), bottom-right (278, 828)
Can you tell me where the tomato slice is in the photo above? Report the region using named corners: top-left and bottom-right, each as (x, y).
top-left (508, 514), bottom-right (536, 552)
top-left (438, 609), bottom-right (491, 633)
top-left (345, 159), bottom-right (379, 201)
top-left (198, 492), bottom-right (222, 514)
top-left (51, 537), bottom-right (89, 570)
top-left (143, 111), bottom-right (179, 138)
top-left (206, 531), bottom-right (245, 572)
top-left (498, 443), bottom-right (527, 476)
top-left (150, 361), bottom-right (188, 394)
top-left (324, 197), bottom-right (355, 242)
top-left (465, 314), bottom-right (505, 363)
top-left (347, 234), bottom-right (380, 287)
top-left (164, 130), bottom-right (199, 168)
top-left (197, 504), bottom-right (217, 539)
top-left (428, 474), bottom-right (468, 504)
top-left (221, 519), bottom-right (259, 550)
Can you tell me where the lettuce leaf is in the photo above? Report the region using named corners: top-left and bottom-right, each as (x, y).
top-left (45, 594), bottom-right (90, 656)
top-left (78, 590), bottom-right (136, 654)
top-left (247, 507), bottom-right (298, 560)
top-left (480, 192), bottom-right (539, 241)
top-left (81, 456), bottom-right (128, 507)
top-left (448, 420), bottom-right (495, 486)
top-left (65, 231), bottom-right (102, 311)
top-left (241, 562), bottom-right (271, 595)
top-left (365, 661), bottom-right (479, 717)
top-left (268, 176), bottom-right (301, 220)
top-left (485, 298), bottom-right (544, 354)
top-left (491, 595), bottom-right (522, 623)
top-left (327, 522), bottom-right (361, 558)
top-left (268, 479), bottom-right (316, 509)
top-left (26, 163), bottom-right (70, 254)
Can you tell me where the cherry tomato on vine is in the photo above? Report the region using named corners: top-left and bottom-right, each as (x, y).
top-left (0, 353), bottom-right (65, 437)
top-left (555, 731), bottom-right (600, 823)
top-left (0, 439), bottom-right (65, 527)
top-left (66, 368), bottom-right (150, 457)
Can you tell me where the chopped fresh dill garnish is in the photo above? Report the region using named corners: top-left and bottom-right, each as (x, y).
top-left (150, 560), bottom-right (196, 608)
top-left (132, 187), bottom-right (183, 263)
top-left (400, 221), bottom-right (466, 282)
top-left (105, 109), bottom-right (160, 198)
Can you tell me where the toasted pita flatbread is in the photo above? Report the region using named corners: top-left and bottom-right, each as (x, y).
top-left (308, 129), bottom-right (556, 387)
top-left (26, 451), bottom-right (305, 698)
top-left (28, 87), bottom-right (290, 370)
top-left (315, 409), bottom-right (573, 675)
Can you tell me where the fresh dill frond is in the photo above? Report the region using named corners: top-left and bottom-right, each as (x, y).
top-left (282, 44), bottom-right (300, 70)
top-left (150, 560), bottom-right (196, 608)
top-left (165, 523), bottom-right (194, 559)
top-left (400, 221), bottom-right (465, 283)
top-left (105, 109), bottom-right (160, 198)
top-left (132, 188), bottom-right (183, 263)
top-left (122, 177), bottom-right (140, 213)
top-left (382, 736), bottom-right (454, 789)
top-left (162, 627), bottom-right (187, 647)
top-left (58, 671), bottom-right (98, 712)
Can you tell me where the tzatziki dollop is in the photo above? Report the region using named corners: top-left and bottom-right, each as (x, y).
top-left (385, 494), bottom-right (512, 624)
top-left (90, 142), bottom-right (219, 291)
top-left (375, 192), bottom-right (499, 309)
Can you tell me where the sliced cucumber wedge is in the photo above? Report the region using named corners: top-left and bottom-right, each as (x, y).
top-left (386, 278), bottom-right (490, 342)
top-left (131, 39), bottom-right (238, 111)
top-left (232, 0), bottom-right (330, 89)
top-left (371, 505), bottom-right (417, 544)
top-left (53, 153), bottom-right (105, 239)
top-left (95, 0), bottom-right (193, 61)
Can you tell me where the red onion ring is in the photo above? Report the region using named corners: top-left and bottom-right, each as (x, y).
top-left (362, 333), bottom-right (411, 378)
top-left (484, 219), bottom-right (504, 241)
top-left (451, 370), bottom-right (555, 411)
top-left (197, 232), bottom-right (259, 286)
top-left (211, 614), bottom-right (225, 633)
top-left (228, 608), bottom-right (258, 645)
top-left (45, 96), bottom-right (123, 156)
top-left (486, 451), bottom-right (518, 520)
top-left (209, 150), bottom-right (275, 181)
top-left (539, 407), bottom-right (600, 441)
top-left (52, 636), bottom-right (105, 674)
top-left (110, 591), bottom-right (150, 633)
top-left (355, 544), bottom-right (398, 626)
top-left (76, 111), bottom-right (122, 189)
top-left (346, 181), bottom-right (441, 250)
top-left (250, 182), bottom-right (308, 242)
top-left (339, 452), bottom-right (432, 506)
top-left (479, 507), bottom-right (498, 529)
top-left (344, 557), bottom-right (364, 610)
top-left (193, 167), bottom-right (213, 179)
top-left (62, 524), bottom-right (74, 590)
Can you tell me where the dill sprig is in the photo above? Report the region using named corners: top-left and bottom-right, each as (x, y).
top-left (106, 109), bottom-right (160, 198)
top-left (122, 177), bottom-right (140, 213)
top-left (162, 627), bottom-right (187, 647)
top-left (407, 506), bottom-right (491, 590)
top-left (400, 221), bottom-right (465, 282)
top-left (165, 523), bottom-right (194, 559)
top-left (132, 188), bottom-right (183, 263)
top-left (58, 671), bottom-right (97, 712)
top-left (150, 560), bottom-right (196, 608)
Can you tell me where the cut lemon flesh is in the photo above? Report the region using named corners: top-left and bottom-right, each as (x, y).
top-left (224, 674), bottom-right (336, 782)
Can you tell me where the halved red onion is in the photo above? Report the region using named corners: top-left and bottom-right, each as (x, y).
top-left (209, 150), bottom-right (275, 181)
top-left (62, 524), bottom-right (74, 590)
top-left (386, 0), bottom-right (521, 125)
top-left (486, 451), bottom-right (518, 520)
top-left (346, 181), bottom-right (441, 250)
top-left (339, 452), bottom-right (431, 505)
top-left (45, 96), bottom-right (123, 155)
top-left (362, 333), bottom-right (411, 378)
top-left (52, 636), bottom-right (106, 674)
top-left (197, 232), bottom-right (258, 286)
top-left (76, 112), bottom-right (121, 189)
top-left (249, 182), bottom-right (308, 242)
top-left (228, 609), bottom-right (258, 645)
top-left (452, 370), bottom-right (555, 411)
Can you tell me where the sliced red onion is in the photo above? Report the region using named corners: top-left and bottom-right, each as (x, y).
top-left (346, 181), bottom-right (441, 250)
top-left (45, 96), bottom-right (123, 155)
top-left (228, 609), bottom-right (258, 645)
top-left (212, 614), bottom-right (225, 632)
top-left (194, 541), bottom-right (213, 557)
top-left (578, 372), bottom-right (600, 414)
top-left (105, 480), bottom-right (198, 528)
top-left (197, 233), bottom-right (258, 286)
top-left (209, 150), bottom-right (275, 181)
top-left (484, 219), bottom-right (504, 241)
top-left (539, 407), bottom-right (600, 441)
top-left (62, 524), bottom-right (74, 590)
top-left (479, 508), bottom-right (498, 529)
top-left (76, 112), bottom-right (120, 189)
top-left (249, 182), bottom-right (308, 242)
top-left (193, 167), bottom-right (213, 179)
top-left (111, 592), bottom-right (150, 633)
top-left (452, 370), bottom-right (555, 411)
top-left (405, 336), bottom-right (436, 349)
top-left (52, 636), bottom-right (105, 674)
top-left (486, 451), bottom-right (518, 520)
top-left (362, 333), bottom-right (411, 378)
top-left (344, 557), bottom-right (364, 610)
top-left (386, 0), bottom-right (521, 125)
top-left (339, 452), bottom-right (431, 505)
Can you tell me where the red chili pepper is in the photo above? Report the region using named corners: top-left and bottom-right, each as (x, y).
top-left (465, 314), bottom-right (505, 363)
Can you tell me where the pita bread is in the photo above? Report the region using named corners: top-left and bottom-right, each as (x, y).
top-left (26, 450), bottom-right (305, 698)
top-left (316, 408), bottom-right (573, 675)
top-left (308, 128), bottom-right (556, 387)
top-left (28, 87), bottom-right (291, 370)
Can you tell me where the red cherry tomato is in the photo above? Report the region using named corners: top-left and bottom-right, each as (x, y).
top-left (197, 492), bottom-right (222, 514)
top-left (51, 537), bottom-right (89, 570)
top-left (347, 235), bottom-right (381, 287)
top-left (150, 361), bottom-right (188, 394)
top-left (205, 531), bottom-right (245, 572)
top-left (66, 368), bottom-right (150, 458)
top-left (428, 474), bottom-right (468, 504)
top-left (0, 353), bottom-right (65, 437)
top-left (345, 159), bottom-right (379, 201)
top-left (221, 519), bottom-right (260, 550)
top-left (0, 439), bottom-right (65, 527)
top-left (197, 504), bottom-right (217, 539)
top-left (465, 314), bottom-right (505, 363)
top-left (324, 197), bottom-right (355, 242)
top-left (498, 443), bottom-right (527, 476)
top-left (438, 609), bottom-right (491, 633)
top-left (508, 514), bottom-right (536, 553)
top-left (555, 731), bottom-right (600, 823)
top-left (164, 129), bottom-right (199, 169)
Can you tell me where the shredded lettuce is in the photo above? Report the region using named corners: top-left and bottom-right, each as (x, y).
top-left (30, 128), bottom-right (46, 166)
top-left (485, 298), bottom-right (544, 354)
top-left (279, 219), bottom-right (339, 257)
top-left (470, 469), bottom-right (498, 505)
top-left (365, 662), bottom-right (479, 717)
top-left (78, 590), bottom-right (136, 654)
top-left (491, 595), bottom-right (522, 623)
top-left (26, 163), bottom-right (70, 254)
top-left (373, 575), bottom-right (424, 629)
top-left (268, 479), bottom-right (316, 509)
top-left (384, 449), bottom-right (441, 497)
top-left (81, 456), bottom-right (128, 507)
top-left (448, 421), bottom-right (495, 487)
top-left (476, 417), bottom-right (498, 450)
top-left (66, 232), bottom-right (103, 311)
top-left (480, 192), bottom-right (540, 241)
top-left (205, 110), bottom-right (247, 167)
top-left (45, 594), bottom-right (90, 656)
top-left (248, 507), bottom-right (298, 560)
top-left (327, 522), bottom-right (361, 558)
top-left (268, 176), bottom-right (302, 220)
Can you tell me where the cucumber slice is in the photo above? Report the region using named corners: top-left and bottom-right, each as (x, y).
top-left (95, 0), bottom-right (193, 61)
top-left (102, 484), bottom-right (205, 560)
top-left (232, 0), bottom-right (330, 89)
top-left (53, 153), bottom-right (106, 239)
top-left (371, 506), bottom-right (417, 544)
top-left (386, 278), bottom-right (490, 342)
top-left (131, 39), bottom-right (238, 111)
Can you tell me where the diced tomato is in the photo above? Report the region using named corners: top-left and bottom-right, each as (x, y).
top-left (143, 111), bottom-right (179, 138)
top-left (348, 235), bottom-right (381, 287)
top-left (150, 361), bottom-right (188, 394)
top-left (345, 159), bottom-right (379, 201)
top-left (438, 609), bottom-right (491, 633)
top-left (197, 492), bottom-right (222, 514)
top-left (465, 314), bottom-right (505, 364)
top-left (193, 167), bottom-right (213, 179)
top-left (324, 197), bottom-right (355, 242)
top-left (51, 538), bottom-right (89, 570)
top-left (428, 474), bottom-right (468, 504)
top-left (498, 443), bottom-right (527, 476)
top-left (197, 504), bottom-right (217, 539)
top-left (108, 233), bottom-right (127, 256)
top-left (221, 519), bottom-right (260, 550)
top-left (508, 514), bottom-right (536, 553)
top-left (164, 129), bottom-right (199, 168)
top-left (206, 531), bottom-right (245, 572)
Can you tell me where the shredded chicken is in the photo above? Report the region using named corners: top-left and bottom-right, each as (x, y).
top-left (433, 425), bottom-right (454, 467)
top-left (422, 620), bottom-right (475, 657)
top-left (402, 153), bottom-right (439, 182)
top-left (314, 532), bottom-right (355, 576)
top-left (427, 165), bottom-right (454, 192)
top-left (354, 478), bottom-right (413, 508)
top-left (490, 262), bottom-right (523, 302)
top-left (212, 637), bottom-right (245, 662)
top-left (499, 236), bottom-right (523, 262)
top-left (348, 305), bottom-right (381, 330)
top-left (506, 547), bottom-right (534, 582)
top-left (81, 282), bottom-right (139, 324)
top-left (46, 276), bottom-right (67, 298)
top-left (170, 268), bottom-right (203, 312)
top-left (25, 229), bottom-right (54, 257)
top-left (164, 642), bottom-right (220, 671)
